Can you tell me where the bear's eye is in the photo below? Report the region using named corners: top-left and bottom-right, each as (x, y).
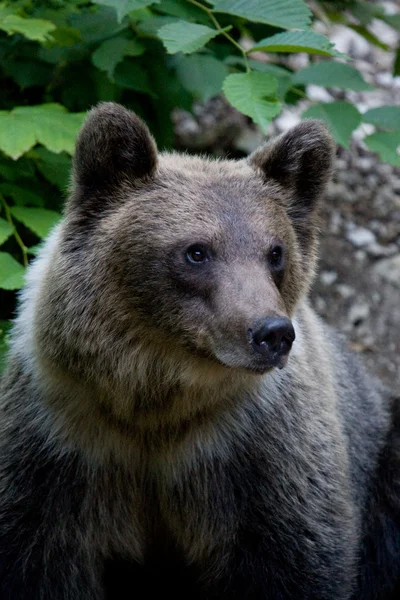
top-left (268, 245), bottom-right (284, 269)
top-left (185, 245), bottom-right (209, 265)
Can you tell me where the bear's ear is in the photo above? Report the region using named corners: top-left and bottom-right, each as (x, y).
top-left (73, 102), bottom-right (158, 195)
top-left (248, 120), bottom-right (335, 217)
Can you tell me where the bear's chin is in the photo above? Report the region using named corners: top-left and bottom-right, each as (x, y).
top-left (202, 352), bottom-right (288, 376)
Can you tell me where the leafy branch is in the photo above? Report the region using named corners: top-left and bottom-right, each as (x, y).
top-left (186, 0), bottom-right (250, 71)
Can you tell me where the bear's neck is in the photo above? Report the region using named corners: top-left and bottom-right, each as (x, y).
top-left (27, 346), bottom-right (263, 463)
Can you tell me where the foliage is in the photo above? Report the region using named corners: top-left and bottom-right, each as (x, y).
top-left (0, 0), bottom-right (400, 368)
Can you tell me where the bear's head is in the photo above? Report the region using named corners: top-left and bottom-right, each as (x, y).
top-left (32, 103), bottom-right (334, 417)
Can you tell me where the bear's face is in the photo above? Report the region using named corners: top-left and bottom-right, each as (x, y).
top-left (100, 158), bottom-right (302, 374)
top-left (35, 104), bottom-right (334, 393)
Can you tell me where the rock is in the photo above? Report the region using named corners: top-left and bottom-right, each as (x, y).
top-left (365, 174), bottom-right (379, 188)
top-left (392, 177), bottom-right (400, 194)
top-left (357, 157), bottom-right (374, 172)
top-left (235, 128), bottom-right (265, 154)
top-left (341, 171), bottom-right (362, 189)
top-left (355, 250), bottom-right (367, 262)
top-left (173, 97), bottom-right (247, 152)
top-left (306, 85), bottom-right (333, 103)
top-left (346, 225), bottom-right (376, 248)
top-left (314, 296), bottom-right (327, 314)
top-left (328, 211), bottom-right (342, 234)
top-left (376, 72), bottom-right (396, 87)
top-left (373, 255), bottom-right (400, 287)
top-left (320, 270), bottom-right (338, 286)
top-left (272, 109), bottom-right (301, 133)
top-left (366, 243), bottom-right (398, 258)
top-left (348, 302), bottom-right (370, 326)
top-left (336, 284), bottom-right (355, 299)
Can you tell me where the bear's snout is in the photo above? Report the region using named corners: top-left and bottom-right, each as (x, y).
top-left (249, 317), bottom-right (295, 369)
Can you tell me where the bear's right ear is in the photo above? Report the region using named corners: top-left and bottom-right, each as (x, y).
top-left (248, 120), bottom-right (335, 219)
top-left (72, 102), bottom-right (158, 196)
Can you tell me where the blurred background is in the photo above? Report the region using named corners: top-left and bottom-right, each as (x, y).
top-left (0, 0), bottom-right (399, 393)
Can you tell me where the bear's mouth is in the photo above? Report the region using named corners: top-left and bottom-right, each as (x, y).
top-left (175, 326), bottom-right (294, 375)
top-left (200, 320), bottom-right (295, 375)
top-left (200, 346), bottom-right (292, 375)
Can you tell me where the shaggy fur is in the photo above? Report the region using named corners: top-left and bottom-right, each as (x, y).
top-left (0, 103), bottom-right (399, 599)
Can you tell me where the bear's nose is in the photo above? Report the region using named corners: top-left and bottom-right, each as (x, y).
top-left (249, 317), bottom-right (295, 367)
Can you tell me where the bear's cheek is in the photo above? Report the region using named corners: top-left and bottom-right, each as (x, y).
top-left (111, 244), bottom-right (305, 373)
top-left (114, 254), bottom-right (214, 345)
top-left (279, 252), bottom-right (313, 314)
top-left (163, 263), bottom-right (296, 373)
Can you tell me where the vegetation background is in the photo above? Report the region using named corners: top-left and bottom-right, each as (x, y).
top-left (0, 0), bottom-right (399, 373)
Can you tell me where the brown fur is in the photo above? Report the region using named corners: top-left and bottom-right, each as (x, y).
top-left (0, 103), bottom-right (398, 600)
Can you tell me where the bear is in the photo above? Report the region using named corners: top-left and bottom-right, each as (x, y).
top-left (0, 102), bottom-right (399, 600)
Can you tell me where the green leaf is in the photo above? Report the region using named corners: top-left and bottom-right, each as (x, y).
top-left (155, 0), bottom-right (210, 24)
top-left (362, 106), bottom-right (400, 131)
top-left (349, 2), bottom-right (374, 26)
top-left (27, 244), bottom-right (42, 256)
top-left (0, 183), bottom-right (43, 207)
top-left (136, 15), bottom-right (176, 36)
top-left (0, 110), bottom-right (36, 160)
top-left (2, 59), bottom-right (53, 90)
top-left (0, 219), bottom-right (14, 246)
top-left (293, 61), bottom-right (374, 91)
top-left (176, 54), bottom-right (228, 101)
top-left (38, 43), bottom-right (86, 66)
top-left (223, 72), bottom-right (281, 132)
top-left (381, 13), bottom-right (400, 31)
top-left (0, 104), bottom-right (86, 159)
top-left (69, 6), bottom-right (124, 43)
top-left (394, 46), bottom-right (400, 77)
top-left (114, 59), bottom-right (156, 95)
top-left (145, 51), bottom-right (193, 147)
top-left (92, 36), bottom-right (145, 77)
top-left (127, 7), bottom-right (153, 21)
top-left (0, 15), bottom-right (56, 42)
top-left (92, 69), bottom-right (120, 103)
top-left (0, 156), bottom-right (36, 182)
top-left (347, 25), bottom-right (390, 52)
top-left (10, 207), bottom-right (61, 239)
top-left (49, 25), bottom-right (83, 47)
top-left (0, 163), bottom-right (16, 181)
top-left (33, 148), bottom-right (72, 191)
top-left (0, 252), bottom-right (26, 290)
top-left (364, 132), bottom-right (400, 166)
top-left (211, 0), bottom-right (311, 30)
top-left (58, 64), bottom-right (101, 111)
top-left (92, 0), bottom-right (159, 23)
top-left (0, 319), bottom-right (12, 374)
top-left (158, 20), bottom-right (226, 54)
top-left (302, 101), bottom-right (361, 149)
top-left (226, 57), bottom-right (293, 99)
top-left (251, 31), bottom-right (342, 57)
top-left (30, 4), bottom-right (76, 26)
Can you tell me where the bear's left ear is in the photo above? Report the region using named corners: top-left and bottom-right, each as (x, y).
top-left (248, 120), bottom-right (335, 217)
top-left (72, 102), bottom-right (158, 197)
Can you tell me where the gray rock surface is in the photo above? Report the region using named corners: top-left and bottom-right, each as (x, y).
top-left (311, 142), bottom-right (400, 394)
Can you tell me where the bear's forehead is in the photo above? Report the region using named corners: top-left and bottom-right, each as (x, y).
top-left (150, 153), bottom-right (282, 212)
top-left (114, 154), bottom-right (290, 247)
top-left (158, 152), bottom-right (260, 185)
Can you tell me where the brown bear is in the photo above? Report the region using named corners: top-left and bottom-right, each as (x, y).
top-left (0, 102), bottom-right (399, 600)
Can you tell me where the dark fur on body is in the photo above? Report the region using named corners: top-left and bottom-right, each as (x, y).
top-left (0, 103), bottom-right (399, 599)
